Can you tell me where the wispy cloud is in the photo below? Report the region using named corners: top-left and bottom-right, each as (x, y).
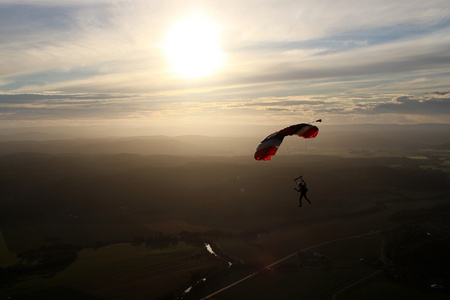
top-left (355, 95), bottom-right (450, 115)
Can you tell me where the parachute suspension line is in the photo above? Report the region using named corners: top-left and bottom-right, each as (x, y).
top-left (304, 119), bottom-right (320, 155)
top-left (253, 123), bottom-right (320, 187)
top-left (277, 136), bottom-right (300, 177)
top-left (303, 135), bottom-right (317, 156)
top-left (302, 138), bottom-right (310, 156)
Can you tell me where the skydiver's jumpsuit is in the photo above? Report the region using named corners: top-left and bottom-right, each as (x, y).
top-left (295, 180), bottom-right (311, 207)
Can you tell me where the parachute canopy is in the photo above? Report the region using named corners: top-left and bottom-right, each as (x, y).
top-left (254, 123), bottom-right (319, 161)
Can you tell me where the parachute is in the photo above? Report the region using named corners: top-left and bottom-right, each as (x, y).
top-left (254, 123), bottom-right (319, 161)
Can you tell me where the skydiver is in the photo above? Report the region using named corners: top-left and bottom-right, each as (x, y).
top-left (294, 176), bottom-right (311, 207)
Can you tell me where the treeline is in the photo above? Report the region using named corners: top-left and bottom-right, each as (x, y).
top-left (0, 244), bottom-right (80, 286)
top-left (127, 228), bottom-right (269, 251)
top-left (1, 229), bottom-right (236, 289)
top-left (130, 233), bottom-right (178, 249)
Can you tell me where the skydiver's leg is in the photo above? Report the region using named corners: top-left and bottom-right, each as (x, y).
top-left (305, 194), bottom-right (311, 204)
top-left (299, 194), bottom-right (303, 207)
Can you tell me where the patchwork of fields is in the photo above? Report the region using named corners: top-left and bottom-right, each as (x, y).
top-left (1, 132), bottom-right (449, 299)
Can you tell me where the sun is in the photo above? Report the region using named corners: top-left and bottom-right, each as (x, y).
top-left (163, 14), bottom-right (224, 79)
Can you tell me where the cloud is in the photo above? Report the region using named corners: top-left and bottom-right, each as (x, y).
top-left (426, 91), bottom-right (450, 95)
top-left (241, 99), bottom-right (333, 107)
top-left (355, 95), bottom-right (450, 115)
top-left (0, 0), bottom-right (112, 5)
top-left (0, 93), bottom-right (131, 104)
top-left (217, 0), bottom-right (450, 44)
top-left (1, 1), bottom-right (450, 128)
top-left (235, 29), bottom-right (450, 86)
top-left (0, 93), bottom-right (142, 121)
top-left (2, 1), bottom-right (450, 90)
top-left (0, 91), bottom-right (449, 128)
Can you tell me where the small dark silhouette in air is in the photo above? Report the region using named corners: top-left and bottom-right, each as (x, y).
top-left (294, 176), bottom-right (311, 207)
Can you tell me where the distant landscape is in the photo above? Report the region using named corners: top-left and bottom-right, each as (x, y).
top-left (1, 124), bottom-right (449, 299)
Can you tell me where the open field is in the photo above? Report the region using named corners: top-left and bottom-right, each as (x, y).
top-left (192, 231), bottom-right (449, 300)
top-left (188, 234), bottom-right (384, 299)
top-left (1, 242), bottom-right (223, 299)
top-left (1, 127), bottom-right (449, 299)
top-left (338, 273), bottom-right (450, 300)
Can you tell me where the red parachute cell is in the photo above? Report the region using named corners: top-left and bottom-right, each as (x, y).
top-left (254, 123), bottom-right (319, 161)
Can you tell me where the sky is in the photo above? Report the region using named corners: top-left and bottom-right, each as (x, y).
top-left (1, 0), bottom-right (450, 135)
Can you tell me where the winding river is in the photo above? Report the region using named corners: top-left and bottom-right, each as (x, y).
top-left (177, 243), bottom-right (232, 299)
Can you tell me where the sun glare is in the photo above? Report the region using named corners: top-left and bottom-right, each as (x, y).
top-left (163, 15), bottom-right (224, 79)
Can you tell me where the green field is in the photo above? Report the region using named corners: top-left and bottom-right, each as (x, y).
top-left (1, 242), bottom-right (222, 300)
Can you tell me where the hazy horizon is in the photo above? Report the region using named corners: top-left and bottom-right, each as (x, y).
top-left (1, 122), bottom-right (450, 140)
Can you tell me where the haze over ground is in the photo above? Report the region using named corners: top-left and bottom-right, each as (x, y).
top-left (1, 127), bottom-right (449, 299)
